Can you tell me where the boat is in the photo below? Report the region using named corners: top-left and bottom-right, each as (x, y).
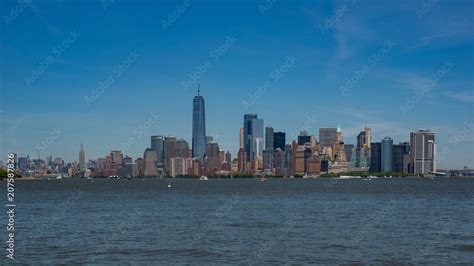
top-left (199, 176), bottom-right (209, 181)
top-left (55, 175), bottom-right (63, 179)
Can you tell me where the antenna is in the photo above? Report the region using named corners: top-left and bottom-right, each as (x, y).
top-left (197, 79), bottom-right (201, 96)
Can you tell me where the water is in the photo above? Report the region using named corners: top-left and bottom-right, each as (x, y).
top-left (2, 178), bottom-right (474, 264)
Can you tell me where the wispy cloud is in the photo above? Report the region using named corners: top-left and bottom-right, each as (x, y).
top-left (445, 91), bottom-right (474, 103)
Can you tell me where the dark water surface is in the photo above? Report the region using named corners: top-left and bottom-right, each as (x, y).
top-left (2, 178), bottom-right (474, 264)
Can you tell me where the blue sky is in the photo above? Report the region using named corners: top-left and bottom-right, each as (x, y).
top-left (1, 0), bottom-right (473, 168)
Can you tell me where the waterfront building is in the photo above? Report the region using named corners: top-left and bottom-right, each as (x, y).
top-left (297, 131), bottom-right (311, 146)
top-left (410, 130), bottom-right (436, 174)
top-left (273, 132), bottom-right (286, 151)
top-left (225, 151), bottom-right (231, 163)
top-left (393, 143), bottom-right (409, 173)
top-left (205, 142), bottom-right (221, 171)
top-left (143, 148), bottom-right (158, 176)
top-left (237, 148), bottom-right (247, 172)
top-left (170, 157), bottom-right (186, 177)
top-left (243, 114), bottom-right (264, 161)
top-left (381, 137), bottom-right (393, 172)
top-left (370, 142), bottom-right (382, 172)
top-left (239, 127), bottom-right (244, 149)
top-left (265, 126), bottom-right (274, 152)
top-left (135, 158), bottom-right (144, 176)
top-left (349, 147), bottom-right (369, 171)
top-left (319, 128), bottom-right (337, 148)
top-left (110, 150), bottom-right (124, 166)
top-left (219, 150), bottom-right (225, 164)
top-left (332, 126), bottom-right (344, 161)
top-left (344, 144), bottom-right (354, 163)
top-left (192, 83), bottom-right (206, 160)
top-left (306, 156), bottom-right (321, 176)
top-left (151, 135), bottom-right (165, 166)
top-left (18, 157), bottom-right (28, 172)
top-left (262, 150), bottom-right (274, 171)
top-left (79, 143), bottom-right (85, 171)
top-left (357, 127), bottom-right (372, 149)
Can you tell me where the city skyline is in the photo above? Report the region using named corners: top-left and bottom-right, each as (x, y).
top-left (1, 1), bottom-right (473, 169)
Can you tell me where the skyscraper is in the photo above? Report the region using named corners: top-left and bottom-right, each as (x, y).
top-left (243, 114), bottom-right (263, 161)
top-left (381, 137), bottom-right (393, 172)
top-left (143, 148), bottom-right (158, 176)
top-left (410, 130), bottom-right (436, 174)
top-left (319, 128), bottom-right (337, 148)
top-left (370, 142), bottom-right (382, 172)
top-left (393, 143), bottom-right (409, 173)
top-left (239, 127), bottom-right (244, 149)
top-left (79, 142), bottom-right (85, 171)
top-left (192, 83), bottom-right (206, 161)
top-left (265, 126), bottom-right (274, 152)
top-left (273, 132), bottom-right (286, 151)
top-left (151, 135), bottom-right (164, 166)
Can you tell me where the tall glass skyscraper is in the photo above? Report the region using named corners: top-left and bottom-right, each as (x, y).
top-left (381, 137), bottom-right (393, 172)
top-left (151, 135), bottom-right (164, 166)
top-left (192, 85), bottom-right (206, 160)
top-left (243, 114), bottom-right (263, 161)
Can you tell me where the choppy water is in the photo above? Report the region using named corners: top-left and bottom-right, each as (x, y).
top-left (2, 178), bottom-right (474, 264)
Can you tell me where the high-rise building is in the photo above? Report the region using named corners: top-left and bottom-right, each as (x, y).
top-left (110, 150), bottom-right (123, 166)
top-left (332, 126), bottom-right (344, 161)
top-left (192, 83), bottom-right (206, 161)
top-left (381, 137), bottom-right (393, 172)
top-left (237, 148), bottom-right (246, 172)
top-left (273, 132), bottom-right (286, 151)
top-left (393, 143), bottom-right (409, 173)
top-left (370, 142), bottom-right (382, 172)
top-left (170, 157), bottom-right (186, 177)
top-left (410, 130), bottom-right (436, 174)
top-left (18, 157), bottom-right (28, 172)
top-left (262, 150), bottom-right (273, 171)
top-left (205, 142), bottom-right (220, 171)
top-left (357, 127), bottom-right (372, 149)
top-left (143, 148), bottom-right (158, 176)
top-left (319, 128), bottom-right (337, 148)
top-left (79, 143), bottom-right (85, 171)
top-left (265, 126), bottom-right (274, 152)
top-left (239, 127), bottom-right (244, 149)
top-left (225, 151), bottom-right (231, 163)
top-left (297, 132), bottom-right (311, 146)
top-left (151, 135), bottom-right (164, 166)
top-left (243, 114), bottom-right (264, 161)
top-left (176, 139), bottom-right (191, 158)
top-left (344, 144), bottom-right (354, 162)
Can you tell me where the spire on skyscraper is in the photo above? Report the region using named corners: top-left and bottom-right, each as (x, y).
top-left (197, 79), bottom-right (200, 96)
